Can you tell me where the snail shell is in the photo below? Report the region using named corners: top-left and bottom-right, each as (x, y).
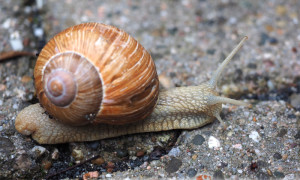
top-left (35, 23), bottom-right (159, 126)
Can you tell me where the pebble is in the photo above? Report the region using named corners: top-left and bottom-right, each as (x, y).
top-left (71, 149), bottom-right (84, 161)
top-left (165, 158), bottom-right (182, 173)
top-left (106, 161), bottom-right (115, 173)
top-left (187, 168), bottom-right (197, 178)
top-left (277, 129), bottom-right (287, 137)
top-left (213, 170), bottom-right (224, 180)
top-left (51, 148), bottom-right (59, 160)
top-left (191, 154), bottom-right (198, 160)
top-left (33, 28), bottom-right (44, 38)
top-left (208, 136), bottom-right (220, 149)
top-left (105, 173), bottom-right (112, 178)
top-left (9, 31), bottom-right (23, 51)
top-left (290, 93), bottom-right (300, 109)
top-left (168, 147), bottom-right (181, 157)
top-left (232, 144), bottom-right (242, 150)
top-left (91, 157), bottom-right (105, 165)
top-left (149, 147), bottom-right (165, 160)
top-left (83, 171), bottom-right (99, 180)
top-left (116, 148), bottom-right (128, 158)
top-left (191, 134), bottom-right (205, 145)
top-left (41, 160), bottom-right (52, 170)
top-left (31, 146), bottom-right (46, 158)
top-left (14, 154), bottom-right (32, 169)
top-left (273, 171), bottom-right (285, 178)
top-left (12, 104), bottom-right (18, 109)
top-left (21, 76), bottom-right (32, 83)
top-left (136, 150), bottom-right (145, 157)
top-left (249, 131), bottom-right (261, 143)
top-left (273, 152), bottom-right (282, 160)
top-left (0, 84), bottom-right (6, 91)
top-left (0, 137), bottom-right (14, 155)
top-left (294, 130), bottom-right (300, 139)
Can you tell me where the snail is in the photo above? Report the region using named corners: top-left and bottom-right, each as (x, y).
top-left (15, 23), bottom-right (248, 144)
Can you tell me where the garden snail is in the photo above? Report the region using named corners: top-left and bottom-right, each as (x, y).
top-left (15, 23), bottom-right (248, 144)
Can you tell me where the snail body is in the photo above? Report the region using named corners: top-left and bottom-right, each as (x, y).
top-left (15, 23), bottom-right (248, 144)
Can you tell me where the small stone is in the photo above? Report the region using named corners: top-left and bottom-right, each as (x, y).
top-left (158, 74), bottom-right (173, 89)
top-left (207, 49), bottom-right (216, 55)
top-left (83, 171), bottom-right (99, 180)
top-left (91, 157), bottom-right (105, 165)
top-left (273, 171), bottom-right (285, 178)
top-left (115, 148), bottom-right (128, 158)
top-left (282, 154), bottom-right (288, 160)
top-left (0, 137), bottom-right (14, 155)
top-left (106, 161), bottom-right (115, 173)
top-left (149, 147), bottom-right (166, 160)
top-left (187, 168), bottom-right (197, 178)
top-left (192, 134), bottom-right (205, 145)
top-left (34, 28), bottom-right (44, 38)
top-left (256, 172), bottom-right (270, 180)
top-left (208, 136), bottom-right (220, 149)
top-left (277, 129), bottom-right (287, 137)
top-left (21, 76), bottom-right (32, 83)
top-left (165, 158), bottom-right (182, 173)
top-left (105, 173), bottom-right (112, 178)
top-left (290, 93), bottom-right (300, 109)
top-left (71, 149), bottom-right (84, 161)
top-left (192, 154), bottom-right (198, 160)
top-left (232, 144), bottom-right (242, 150)
top-left (267, 169), bottom-right (273, 176)
top-left (0, 84), bottom-right (6, 91)
top-left (31, 146), bottom-right (46, 158)
top-left (136, 150), bottom-right (145, 157)
top-left (273, 152), bottom-right (282, 160)
top-left (213, 170), bottom-right (224, 180)
top-left (269, 37), bottom-right (278, 45)
top-left (294, 130), bottom-right (300, 139)
top-left (13, 104), bottom-right (18, 109)
top-left (168, 147), bottom-right (181, 157)
top-left (276, 5), bottom-right (287, 15)
top-left (51, 148), bottom-right (59, 160)
top-left (87, 141), bottom-right (100, 150)
top-left (42, 160), bottom-right (52, 170)
top-left (265, 24), bottom-right (274, 32)
top-left (14, 154), bottom-right (31, 170)
top-left (10, 31), bottom-right (23, 51)
top-left (249, 131), bottom-right (261, 143)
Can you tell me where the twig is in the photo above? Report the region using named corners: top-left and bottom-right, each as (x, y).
top-left (0, 51), bottom-right (35, 61)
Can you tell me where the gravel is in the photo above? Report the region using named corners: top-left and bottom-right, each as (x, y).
top-left (0, 0), bottom-right (299, 179)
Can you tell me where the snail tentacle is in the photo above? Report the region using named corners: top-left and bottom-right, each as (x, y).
top-left (209, 36), bottom-right (248, 88)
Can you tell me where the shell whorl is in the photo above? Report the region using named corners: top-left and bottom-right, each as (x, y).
top-left (34, 23), bottom-right (159, 126)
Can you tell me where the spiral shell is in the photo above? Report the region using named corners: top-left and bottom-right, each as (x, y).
top-left (35, 23), bottom-right (159, 126)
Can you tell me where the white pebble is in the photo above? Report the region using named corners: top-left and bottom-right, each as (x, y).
top-left (238, 169), bottom-right (243, 174)
top-left (168, 147), bottom-right (181, 157)
top-left (10, 31), bottom-right (23, 51)
top-left (2, 19), bottom-right (11, 29)
top-left (232, 144), bottom-right (242, 150)
top-left (34, 28), bottom-right (44, 38)
top-left (13, 104), bottom-right (18, 109)
top-left (249, 131), bottom-right (261, 143)
top-left (208, 136), bottom-right (220, 149)
top-left (31, 146), bottom-right (46, 157)
top-left (105, 173), bottom-right (112, 178)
